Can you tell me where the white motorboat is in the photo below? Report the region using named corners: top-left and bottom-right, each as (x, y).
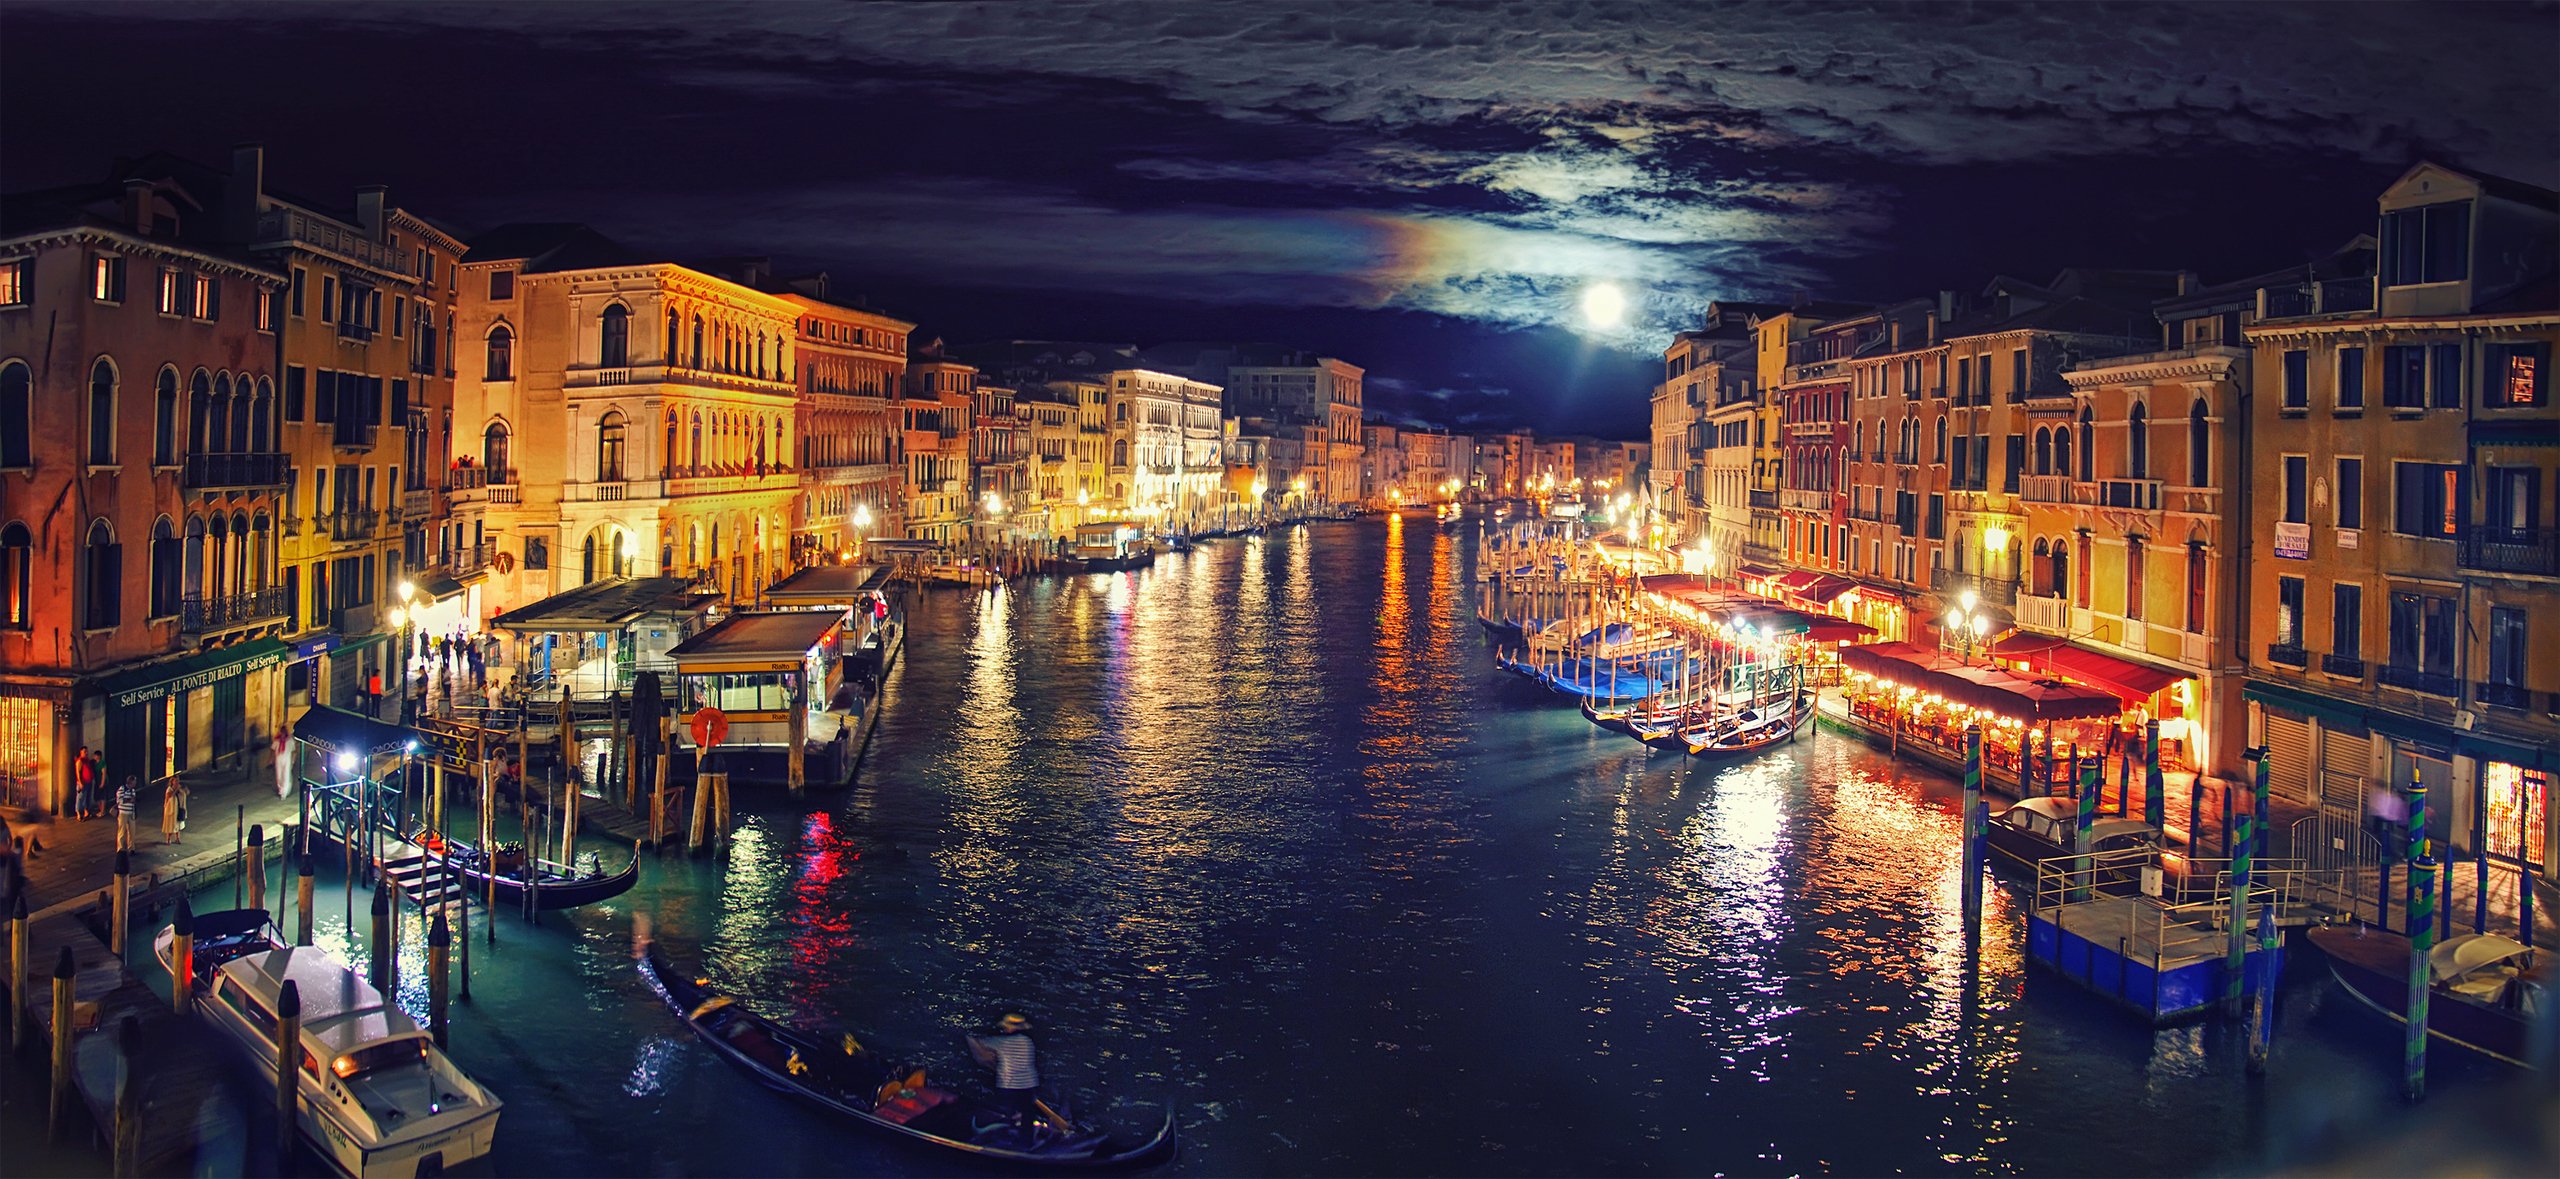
top-left (156, 921), bottom-right (502, 1178)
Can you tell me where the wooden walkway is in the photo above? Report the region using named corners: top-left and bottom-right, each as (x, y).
top-left (14, 907), bottom-right (242, 1170)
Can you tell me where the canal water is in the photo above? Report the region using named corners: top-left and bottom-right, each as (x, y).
top-left (120, 516), bottom-right (2519, 1176)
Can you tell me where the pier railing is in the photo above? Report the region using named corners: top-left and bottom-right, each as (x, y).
top-left (2029, 845), bottom-right (2321, 937)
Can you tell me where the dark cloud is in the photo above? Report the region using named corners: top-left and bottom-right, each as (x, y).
top-left (6, 1), bottom-right (2551, 438)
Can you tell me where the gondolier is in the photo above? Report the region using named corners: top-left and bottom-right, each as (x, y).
top-left (967, 1014), bottom-right (1043, 1126)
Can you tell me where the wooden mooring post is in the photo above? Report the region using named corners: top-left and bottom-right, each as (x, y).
top-left (276, 979), bottom-right (302, 1160)
top-left (113, 1016), bottom-right (143, 1178)
top-left (296, 854), bottom-right (315, 946)
top-left (246, 825), bottom-right (267, 915)
top-left (49, 945), bottom-right (74, 1140)
top-left (9, 888), bottom-right (28, 1051)
top-left (427, 911), bottom-right (450, 1048)
top-left (111, 848), bottom-right (131, 961)
top-left (168, 900), bottom-right (193, 1013)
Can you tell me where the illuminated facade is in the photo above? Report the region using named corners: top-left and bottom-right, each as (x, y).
top-left (780, 285), bottom-right (910, 564)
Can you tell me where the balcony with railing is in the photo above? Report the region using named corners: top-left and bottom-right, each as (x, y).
top-left (449, 542), bottom-right (490, 578)
top-left (1930, 567), bottom-right (2018, 608)
top-left (1747, 489), bottom-right (1780, 510)
top-left (2016, 592), bottom-right (2069, 633)
top-left (252, 207), bottom-right (409, 277)
top-left (2266, 642), bottom-right (2308, 668)
top-left (1781, 488), bottom-right (1832, 513)
top-left (331, 422), bottom-right (377, 451)
top-left (2097, 478), bottom-right (2162, 510)
top-left (2377, 662), bottom-right (2459, 697)
top-left (2460, 525), bottom-right (2560, 576)
top-left (183, 451), bottom-right (288, 489)
top-left (2321, 653), bottom-right (2366, 679)
top-left (2019, 474), bottom-right (2070, 504)
top-left (2477, 681), bottom-right (2533, 711)
top-left (180, 587), bottom-right (292, 635)
top-left (325, 509), bottom-right (380, 542)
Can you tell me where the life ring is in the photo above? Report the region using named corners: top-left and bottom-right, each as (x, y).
top-left (494, 551), bottom-right (517, 574)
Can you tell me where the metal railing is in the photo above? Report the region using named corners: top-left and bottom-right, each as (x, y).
top-left (2377, 663), bottom-right (2459, 697)
top-left (180, 587), bottom-right (291, 633)
top-left (2266, 642), bottom-right (2307, 668)
top-left (2460, 525), bottom-right (2560, 576)
top-left (2320, 653), bottom-right (2365, 678)
top-left (326, 509), bottom-right (380, 542)
top-left (1929, 567), bottom-right (2017, 607)
top-left (2476, 681), bottom-right (2532, 710)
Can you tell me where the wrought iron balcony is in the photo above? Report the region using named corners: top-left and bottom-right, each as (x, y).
top-left (2377, 663), bottom-right (2459, 697)
top-left (183, 451), bottom-right (288, 489)
top-left (2477, 681), bottom-right (2533, 710)
top-left (331, 422), bottom-right (377, 451)
top-left (325, 509), bottom-right (380, 542)
top-left (179, 587), bottom-right (292, 634)
top-left (2460, 526), bottom-right (2560, 576)
top-left (1930, 567), bottom-right (2018, 608)
top-left (2320, 653), bottom-right (2365, 678)
top-left (2266, 642), bottom-right (2308, 668)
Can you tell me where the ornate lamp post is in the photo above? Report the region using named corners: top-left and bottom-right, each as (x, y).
top-left (1943, 587), bottom-right (1984, 666)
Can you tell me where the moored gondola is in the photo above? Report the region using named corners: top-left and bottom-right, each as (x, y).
top-left (637, 945), bottom-right (1176, 1168)
top-left (304, 819), bottom-right (640, 912)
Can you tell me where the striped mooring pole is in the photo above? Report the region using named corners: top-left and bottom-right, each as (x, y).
top-left (2225, 747), bottom-right (2259, 1019)
top-left (2143, 718), bottom-right (2165, 832)
top-left (1961, 724), bottom-right (1984, 945)
top-left (2073, 745), bottom-right (2098, 903)
top-left (2406, 765), bottom-right (2429, 920)
top-left (2406, 854), bottom-right (2437, 1103)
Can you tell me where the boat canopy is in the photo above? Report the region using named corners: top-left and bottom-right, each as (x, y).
top-left (2429, 933), bottom-right (2534, 984)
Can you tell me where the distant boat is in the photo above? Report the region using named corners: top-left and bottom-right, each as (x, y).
top-left (639, 946), bottom-right (1177, 1168)
top-left (2306, 926), bottom-right (2549, 1068)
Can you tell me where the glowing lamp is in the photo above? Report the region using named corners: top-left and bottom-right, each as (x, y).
top-left (334, 751), bottom-right (358, 773)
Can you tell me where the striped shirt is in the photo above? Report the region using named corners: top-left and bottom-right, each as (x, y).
top-left (116, 781), bottom-right (137, 815)
top-left (975, 1033), bottom-right (1038, 1089)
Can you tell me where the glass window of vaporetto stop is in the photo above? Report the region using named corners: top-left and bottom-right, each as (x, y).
top-left (667, 610), bottom-right (861, 782)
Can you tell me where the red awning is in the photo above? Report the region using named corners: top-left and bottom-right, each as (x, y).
top-left (1736, 563), bottom-right (1783, 580)
top-left (1773, 571), bottom-right (1824, 592)
top-left (1802, 616), bottom-right (1877, 643)
top-left (1636, 573), bottom-right (1710, 594)
top-left (2041, 643), bottom-right (2188, 703)
top-left (1791, 576), bottom-right (1856, 605)
top-left (1989, 630), bottom-right (2070, 657)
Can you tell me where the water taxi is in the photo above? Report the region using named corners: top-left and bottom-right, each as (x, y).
top-left (156, 922), bottom-right (503, 1178)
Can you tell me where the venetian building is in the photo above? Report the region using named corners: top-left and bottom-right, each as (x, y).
top-left (452, 225), bottom-right (803, 613)
top-left (774, 283), bottom-right (910, 564)
top-left (388, 207), bottom-right (474, 642)
top-left (2241, 162), bottom-right (2559, 884)
top-left (1, 160), bottom-right (289, 809)
top-left (1837, 297), bottom-right (1944, 642)
top-left (2031, 268), bottom-right (2272, 783)
top-left (902, 345), bottom-right (975, 546)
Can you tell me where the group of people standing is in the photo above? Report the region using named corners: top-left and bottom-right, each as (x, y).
top-left (66, 745), bottom-right (188, 850)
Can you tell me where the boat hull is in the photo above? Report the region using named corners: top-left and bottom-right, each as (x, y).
top-left (2305, 925), bottom-right (2536, 1067)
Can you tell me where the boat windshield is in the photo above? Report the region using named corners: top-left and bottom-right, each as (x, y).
top-left (333, 1038), bottom-right (431, 1080)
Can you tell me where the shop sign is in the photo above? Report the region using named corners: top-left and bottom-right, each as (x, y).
top-left (112, 646), bottom-right (289, 709)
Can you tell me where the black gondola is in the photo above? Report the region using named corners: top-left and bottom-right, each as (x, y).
top-left (303, 817), bottom-right (641, 911)
top-left (638, 946), bottom-right (1176, 1169)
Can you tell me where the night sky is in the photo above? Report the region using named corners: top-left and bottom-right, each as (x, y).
top-left (5, 2), bottom-right (2554, 438)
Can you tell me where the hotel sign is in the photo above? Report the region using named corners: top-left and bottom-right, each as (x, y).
top-left (112, 644), bottom-right (290, 709)
top-left (2274, 521), bottom-right (2310, 560)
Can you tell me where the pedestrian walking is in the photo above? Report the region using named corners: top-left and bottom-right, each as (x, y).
top-left (161, 775), bottom-right (187, 845)
top-left (115, 774), bottom-right (139, 851)
top-left (73, 746), bottom-right (98, 819)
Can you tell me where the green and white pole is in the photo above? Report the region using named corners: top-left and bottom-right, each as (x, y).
top-left (2405, 765), bottom-right (2429, 920)
top-left (1962, 723), bottom-right (1984, 945)
top-left (2073, 744), bottom-right (2098, 903)
top-left (2406, 854), bottom-right (2436, 1103)
top-left (2143, 718), bottom-right (2164, 832)
top-left (2225, 747), bottom-right (2260, 1019)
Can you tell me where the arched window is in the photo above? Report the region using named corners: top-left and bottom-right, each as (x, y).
top-left (251, 514), bottom-right (271, 590)
top-left (690, 315), bottom-right (704, 369)
top-left (689, 412), bottom-right (704, 471)
top-left (0, 521), bottom-right (31, 628)
top-left (600, 304), bottom-right (629, 368)
top-left (2124, 535), bottom-right (2146, 621)
top-left (219, 373), bottom-right (245, 454)
top-left (149, 517), bottom-right (179, 619)
top-left (183, 515), bottom-right (205, 604)
top-left (83, 519), bottom-right (120, 629)
top-left (687, 522), bottom-right (700, 568)
top-left (0, 362), bottom-right (27, 468)
top-left (151, 368), bottom-right (179, 462)
top-left (2054, 425), bottom-right (2072, 482)
top-left (187, 370), bottom-right (211, 454)
top-left (665, 305), bottom-right (679, 362)
top-left (1853, 420), bottom-right (1866, 458)
top-left (1933, 416), bottom-right (1947, 464)
top-left (582, 533), bottom-right (598, 584)
top-left (2049, 537), bottom-right (2069, 599)
top-left (87, 358), bottom-right (118, 465)
top-left (483, 421), bottom-right (511, 476)
top-left (753, 331), bottom-right (766, 379)
top-left (2188, 398), bottom-right (2210, 487)
top-left (598, 411), bottom-right (626, 482)
top-left (485, 325), bottom-right (513, 381)
top-left (2031, 537), bottom-right (2052, 596)
top-left (2076, 407), bottom-right (2095, 482)
top-left (664, 413), bottom-right (679, 477)
top-left (251, 378), bottom-right (273, 452)
top-left (2126, 403), bottom-right (2148, 479)
top-left (2033, 427), bottom-right (2051, 476)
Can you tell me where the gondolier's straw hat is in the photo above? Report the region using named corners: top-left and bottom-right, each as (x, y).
top-left (1000, 1013), bottom-right (1032, 1031)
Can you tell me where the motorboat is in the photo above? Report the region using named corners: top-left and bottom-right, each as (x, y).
top-left (2307, 927), bottom-right (2548, 1067)
top-left (1984, 797), bottom-right (2163, 880)
top-left (156, 922), bottom-right (502, 1178)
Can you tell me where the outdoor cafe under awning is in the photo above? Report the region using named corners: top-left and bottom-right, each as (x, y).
top-left (1988, 631), bottom-right (2188, 704)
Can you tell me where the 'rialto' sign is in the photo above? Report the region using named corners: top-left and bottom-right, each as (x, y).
top-left (114, 647), bottom-right (290, 709)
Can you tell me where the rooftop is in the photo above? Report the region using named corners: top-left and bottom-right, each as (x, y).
top-left (493, 576), bottom-right (715, 632)
top-left (669, 611), bottom-right (844, 661)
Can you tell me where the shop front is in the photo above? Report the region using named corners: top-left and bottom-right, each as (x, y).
top-left (0, 678), bottom-right (73, 813)
top-left (91, 637), bottom-right (292, 793)
top-left (1832, 640), bottom-right (2124, 796)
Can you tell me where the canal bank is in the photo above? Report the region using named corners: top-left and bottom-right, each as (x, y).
top-left (6, 519), bottom-right (2550, 1175)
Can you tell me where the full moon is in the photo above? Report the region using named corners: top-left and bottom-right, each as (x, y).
top-left (1581, 282), bottom-right (1625, 330)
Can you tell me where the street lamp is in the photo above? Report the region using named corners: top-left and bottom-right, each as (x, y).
top-left (1945, 587), bottom-right (1985, 666)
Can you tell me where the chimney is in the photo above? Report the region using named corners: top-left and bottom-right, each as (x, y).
top-left (227, 143), bottom-right (264, 242)
top-left (1937, 289), bottom-right (1956, 323)
top-left (355, 185), bottom-right (387, 240)
top-left (124, 179), bottom-right (156, 237)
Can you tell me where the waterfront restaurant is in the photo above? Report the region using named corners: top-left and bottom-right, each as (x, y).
top-left (1982, 630), bottom-right (2197, 770)
top-left (667, 610), bottom-right (859, 783)
top-left (1832, 640), bottom-right (2123, 794)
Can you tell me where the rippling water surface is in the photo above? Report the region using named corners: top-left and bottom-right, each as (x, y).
top-left (149, 517), bottom-right (2515, 1176)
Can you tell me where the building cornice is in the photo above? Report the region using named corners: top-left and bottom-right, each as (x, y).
top-left (0, 226), bottom-right (288, 286)
top-left (2246, 311), bottom-right (2560, 340)
top-left (2063, 346), bottom-right (2244, 388)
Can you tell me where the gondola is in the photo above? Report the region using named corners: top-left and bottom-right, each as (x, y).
top-left (639, 946), bottom-right (1177, 1168)
top-left (1678, 691), bottom-right (1813, 760)
top-left (304, 819), bottom-right (641, 911)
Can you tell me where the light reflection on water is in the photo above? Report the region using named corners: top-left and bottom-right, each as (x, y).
top-left (140, 519), bottom-right (2524, 1177)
